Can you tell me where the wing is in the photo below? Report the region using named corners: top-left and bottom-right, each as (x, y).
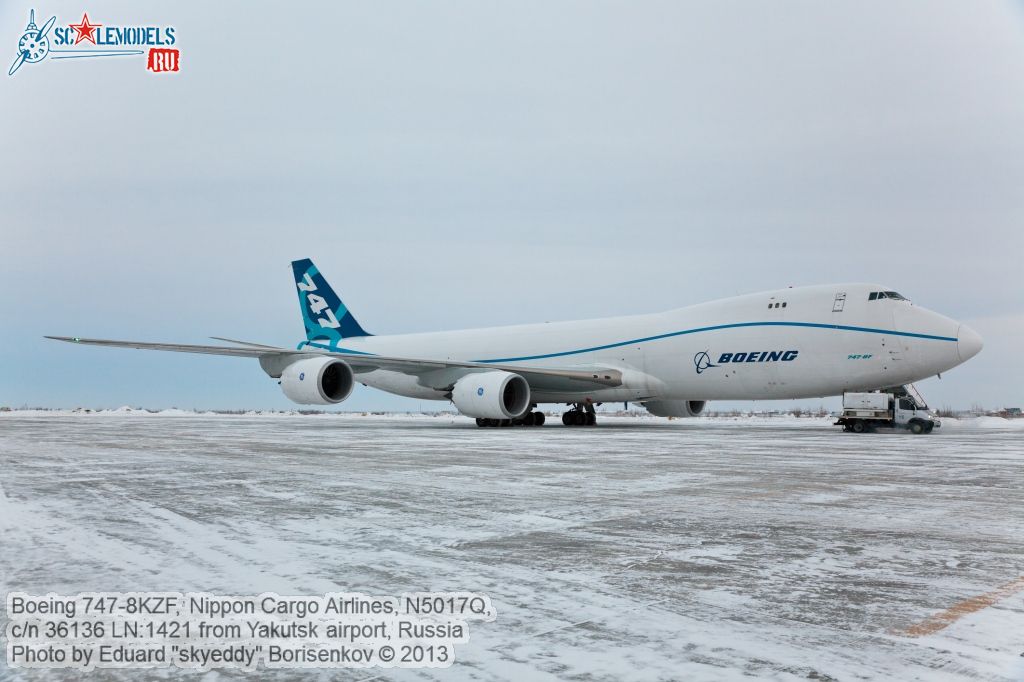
top-left (45, 336), bottom-right (622, 392)
top-left (45, 336), bottom-right (291, 357)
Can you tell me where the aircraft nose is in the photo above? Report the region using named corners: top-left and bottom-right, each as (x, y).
top-left (957, 324), bottom-right (983, 362)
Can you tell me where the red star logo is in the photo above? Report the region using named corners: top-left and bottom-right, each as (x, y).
top-left (69, 13), bottom-right (102, 45)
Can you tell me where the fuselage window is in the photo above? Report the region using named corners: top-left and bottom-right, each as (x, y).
top-left (781, 302), bottom-right (787, 308)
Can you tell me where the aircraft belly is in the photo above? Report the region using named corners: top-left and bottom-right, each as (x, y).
top-left (358, 369), bottom-right (446, 400)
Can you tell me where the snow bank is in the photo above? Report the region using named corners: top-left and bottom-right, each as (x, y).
top-left (940, 416), bottom-right (1024, 430)
top-left (0, 408), bottom-right (464, 419)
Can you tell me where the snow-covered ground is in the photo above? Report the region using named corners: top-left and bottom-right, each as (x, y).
top-left (3, 407), bottom-right (1023, 430)
top-left (1, 413), bottom-right (1022, 680)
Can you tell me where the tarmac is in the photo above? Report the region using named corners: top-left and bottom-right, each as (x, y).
top-left (1, 412), bottom-right (1022, 680)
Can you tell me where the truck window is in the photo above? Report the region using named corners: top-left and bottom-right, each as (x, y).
top-left (899, 398), bottom-right (915, 410)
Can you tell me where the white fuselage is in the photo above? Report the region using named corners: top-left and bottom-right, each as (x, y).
top-left (322, 283), bottom-right (979, 405)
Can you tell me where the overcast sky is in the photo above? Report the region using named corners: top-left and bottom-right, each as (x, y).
top-left (2, 1), bottom-right (1022, 412)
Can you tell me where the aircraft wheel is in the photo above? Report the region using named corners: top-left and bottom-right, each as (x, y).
top-left (851, 420), bottom-right (866, 434)
top-left (487, 419), bottom-right (500, 427)
top-left (475, 418), bottom-right (486, 428)
top-left (534, 412), bottom-right (546, 426)
top-left (562, 412), bottom-right (573, 426)
top-left (500, 419), bottom-right (512, 427)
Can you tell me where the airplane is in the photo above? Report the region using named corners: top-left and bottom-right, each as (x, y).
top-left (48, 258), bottom-right (983, 427)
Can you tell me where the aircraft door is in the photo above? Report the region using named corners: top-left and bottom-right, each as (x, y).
top-left (831, 291), bottom-right (847, 332)
top-left (889, 306), bottom-right (922, 374)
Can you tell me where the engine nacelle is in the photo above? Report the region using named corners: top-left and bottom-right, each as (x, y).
top-left (280, 357), bottom-right (354, 405)
top-left (451, 371), bottom-right (531, 419)
top-left (644, 399), bottom-right (706, 418)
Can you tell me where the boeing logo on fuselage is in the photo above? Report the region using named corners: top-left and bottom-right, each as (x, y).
top-left (694, 349), bottom-right (799, 374)
top-left (718, 350), bottom-right (798, 364)
top-left (694, 351), bottom-right (717, 374)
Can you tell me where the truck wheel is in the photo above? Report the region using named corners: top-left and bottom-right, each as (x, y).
top-left (851, 421), bottom-right (866, 434)
top-left (909, 421), bottom-right (924, 435)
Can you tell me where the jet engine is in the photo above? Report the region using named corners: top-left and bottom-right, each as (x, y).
top-left (451, 371), bottom-right (531, 419)
top-left (643, 399), bottom-right (706, 418)
top-left (280, 357), bottom-right (355, 405)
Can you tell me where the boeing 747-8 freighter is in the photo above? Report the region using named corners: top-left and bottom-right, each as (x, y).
top-left (49, 259), bottom-right (982, 426)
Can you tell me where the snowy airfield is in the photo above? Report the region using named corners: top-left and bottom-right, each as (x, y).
top-left (1, 411), bottom-right (1023, 681)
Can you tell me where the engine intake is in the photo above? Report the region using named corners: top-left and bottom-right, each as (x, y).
top-left (643, 400), bottom-right (706, 418)
top-left (280, 357), bottom-right (354, 405)
top-left (451, 371), bottom-right (531, 419)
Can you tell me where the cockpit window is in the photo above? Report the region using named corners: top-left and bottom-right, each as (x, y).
top-left (869, 291), bottom-right (908, 301)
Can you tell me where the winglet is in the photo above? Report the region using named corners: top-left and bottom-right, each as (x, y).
top-left (291, 259), bottom-right (371, 347)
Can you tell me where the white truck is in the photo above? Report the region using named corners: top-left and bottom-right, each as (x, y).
top-left (835, 387), bottom-right (939, 434)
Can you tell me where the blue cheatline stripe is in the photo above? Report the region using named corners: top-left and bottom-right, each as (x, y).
top-left (298, 320), bottom-right (957, 364)
top-left (470, 321), bottom-right (958, 364)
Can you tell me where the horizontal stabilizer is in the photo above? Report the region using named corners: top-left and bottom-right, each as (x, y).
top-left (209, 336), bottom-right (281, 348)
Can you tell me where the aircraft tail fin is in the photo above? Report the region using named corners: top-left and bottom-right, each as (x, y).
top-left (291, 259), bottom-right (372, 346)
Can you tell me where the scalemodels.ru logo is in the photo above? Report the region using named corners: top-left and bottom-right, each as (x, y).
top-left (9, 8), bottom-right (179, 76)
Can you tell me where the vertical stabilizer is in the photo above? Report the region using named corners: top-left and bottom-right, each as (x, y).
top-left (290, 259), bottom-right (371, 347)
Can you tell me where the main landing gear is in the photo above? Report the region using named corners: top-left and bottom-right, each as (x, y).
top-left (562, 403), bottom-right (597, 427)
top-left (473, 403), bottom-right (599, 427)
top-left (475, 410), bottom-right (546, 427)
